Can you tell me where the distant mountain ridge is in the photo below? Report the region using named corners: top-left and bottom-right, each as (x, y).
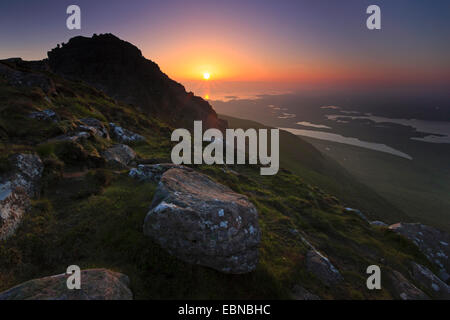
top-left (47, 33), bottom-right (226, 130)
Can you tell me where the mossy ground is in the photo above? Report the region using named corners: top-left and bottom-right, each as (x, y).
top-left (0, 63), bottom-right (434, 299)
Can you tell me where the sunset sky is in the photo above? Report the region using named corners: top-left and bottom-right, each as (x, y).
top-left (1, 0), bottom-right (449, 90)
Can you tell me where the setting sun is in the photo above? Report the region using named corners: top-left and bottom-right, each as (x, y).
top-left (203, 72), bottom-right (210, 80)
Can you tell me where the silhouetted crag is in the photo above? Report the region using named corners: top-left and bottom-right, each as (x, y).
top-left (47, 34), bottom-right (226, 130)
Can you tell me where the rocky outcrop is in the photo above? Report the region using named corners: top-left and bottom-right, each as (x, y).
top-left (389, 223), bottom-right (450, 282)
top-left (388, 270), bottom-right (429, 300)
top-left (129, 163), bottom-right (186, 182)
top-left (0, 154), bottom-right (43, 240)
top-left (143, 167), bottom-right (260, 274)
top-left (79, 118), bottom-right (110, 139)
top-left (28, 109), bottom-right (59, 122)
top-left (102, 144), bottom-right (136, 169)
top-left (0, 269), bottom-right (132, 300)
top-left (410, 262), bottom-right (450, 299)
top-left (47, 34), bottom-right (227, 130)
top-left (0, 62), bottom-right (55, 94)
top-left (109, 123), bottom-right (144, 144)
top-left (306, 249), bottom-right (343, 285)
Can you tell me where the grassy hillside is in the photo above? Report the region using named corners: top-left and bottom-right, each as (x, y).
top-left (304, 137), bottom-right (450, 233)
top-left (220, 115), bottom-right (409, 224)
top-left (0, 61), bottom-right (434, 299)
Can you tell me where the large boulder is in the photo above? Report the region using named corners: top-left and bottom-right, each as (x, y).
top-left (0, 153), bottom-right (43, 240)
top-left (410, 262), bottom-right (450, 299)
top-left (143, 168), bottom-right (261, 274)
top-left (0, 269), bottom-right (132, 300)
top-left (102, 144), bottom-right (136, 169)
top-left (388, 270), bottom-right (429, 300)
top-left (389, 223), bottom-right (450, 282)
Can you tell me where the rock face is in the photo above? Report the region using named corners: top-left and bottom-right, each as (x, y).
top-left (47, 34), bottom-right (227, 131)
top-left (410, 262), bottom-right (450, 299)
top-left (388, 270), bottom-right (429, 300)
top-left (143, 168), bottom-right (260, 274)
top-left (102, 144), bottom-right (136, 169)
top-left (109, 123), bottom-right (145, 144)
top-left (389, 223), bottom-right (450, 282)
top-left (0, 154), bottom-right (43, 240)
top-left (305, 249), bottom-right (343, 285)
top-left (0, 269), bottom-right (132, 300)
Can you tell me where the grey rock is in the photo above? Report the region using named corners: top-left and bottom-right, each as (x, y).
top-left (129, 163), bottom-right (187, 182)
top-left (389, 223), bottom-right (450, 283)
top-left (0, 182), bottom-right (29, 240)
top-left (388, 270), bottom-right (429, 300)
top-left (79, 118), bottom-right (110, 139)
top-left (306, 249), bottom-right (343, 285)
top-left (410, 262), bottom-right (450, 299)
top-left (143, 167), bottom-right (260, 274)
top-left (344, 207), bottom-right (369, 222)
top-left (0, 269), bottom-right (133, 300)
top-left (102, 144), bottom-right (136, 169)
top-left (370, 221), bottom-right (388, 227)
top-left (0, 154), bottom-right (43, 239)
top-left (28, 109), bottom-right (58, 122)
top-left (109, 123), bottom-right (145, 143)
top-left (8, 153), bottom-right (44, 198)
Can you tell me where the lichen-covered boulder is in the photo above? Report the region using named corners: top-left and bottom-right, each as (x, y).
top-left (0, 269), bottom-right (133, 300)
top-left (109, 123), bottom-right (145, 143)
top-left (389, 223), bottom-right (450, 282)
top-left (143, 167), bottom-right (261, 274)
top-left (102, 144), bottom-right (136, 169)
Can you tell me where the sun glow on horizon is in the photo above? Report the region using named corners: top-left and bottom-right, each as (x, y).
top-left (203, 72), bottom-right (211, 80)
